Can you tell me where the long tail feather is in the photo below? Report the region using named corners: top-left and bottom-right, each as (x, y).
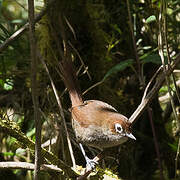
top-left (60, 60), bottom-right (83, 107)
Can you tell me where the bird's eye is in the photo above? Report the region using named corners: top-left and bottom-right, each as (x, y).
top-left (115, 123), bottom-right (123, 133)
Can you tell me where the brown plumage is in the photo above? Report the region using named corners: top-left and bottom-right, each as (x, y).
top-left (60, 59), bottom-right (135, 150)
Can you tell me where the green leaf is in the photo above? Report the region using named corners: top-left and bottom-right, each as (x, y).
top-left (0, 24), bottom-right (10, 36)
top-left (159, 86), bottom-right (168, 94)
top-left (7, 137), bottom-right (16, 146)
top-left (0, 79), bottom-right (4, 87)
top-left (168, 143), bottom-right (177, 152)
top-left (111, 24), bottom-right (122, 35)
top-left (103, 59), bottom-right (134, 81)
top-left (3, 152), bottom-right (14, 157)
top-left (3, 79), bottom-right (13, 90)
top-left (145, 15), bottom-right (157, 23)
top-left (26, 128), bottom-right (35, 137)
top-left (0, 34), bottom-right (6, 41)
top-left (11, 19), bottom-right (24, 24)
top-left (142, 46), bottom-right (152, 50)
top-left (141, 53), bottom-right (167, 65)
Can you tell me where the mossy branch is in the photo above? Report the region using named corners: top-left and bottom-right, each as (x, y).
top-left (0, 119), bottom-right (78, 178)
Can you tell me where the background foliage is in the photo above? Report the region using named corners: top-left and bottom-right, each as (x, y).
top-left (0, 0), bottom-right (180, 179)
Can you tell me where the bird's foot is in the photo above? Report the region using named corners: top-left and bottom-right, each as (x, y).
top-left (85, 157), bottom-right (98, 172)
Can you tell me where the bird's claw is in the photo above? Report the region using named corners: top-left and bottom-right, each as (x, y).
top-left (85, 157), bottom-right (98, 171)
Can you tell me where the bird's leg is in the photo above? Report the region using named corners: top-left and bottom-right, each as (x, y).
top-left (79, 143), bottom-right (98, 171)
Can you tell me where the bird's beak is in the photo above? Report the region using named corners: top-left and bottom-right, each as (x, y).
top-left (126, 133), bottom-right (136, 140)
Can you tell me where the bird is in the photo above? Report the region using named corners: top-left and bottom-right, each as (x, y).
top-left (59, 59), bottom-right (136, 170)
top-left (71, 99), bottom-right (135, 149)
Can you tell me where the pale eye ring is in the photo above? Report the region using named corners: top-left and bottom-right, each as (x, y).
top-left (115, 123), bottom-right (123, 133)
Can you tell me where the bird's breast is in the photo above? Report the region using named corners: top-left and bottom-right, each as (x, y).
top-left (72, 119), bottom-right (128, 149)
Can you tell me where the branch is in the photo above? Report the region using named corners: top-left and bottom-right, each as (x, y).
top-left (129, 53), bottom-right (180, 124)
top-left (77, 152), bottom-right (104, 180)
top-left (0, 119), bottom-right (78, 178)
top-left (28, 0), bottom-right (41, 179)
top-left (0, 0), bottom-right (56, 53)
top-left (0, 162), bottom-right (62, 173)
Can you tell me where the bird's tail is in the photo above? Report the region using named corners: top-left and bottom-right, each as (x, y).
top-left (60, 59), bottom-right (83, 107)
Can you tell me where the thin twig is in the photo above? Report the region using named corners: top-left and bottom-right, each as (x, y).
top-left (69, 42), bottom-right (92, 80)
top-left (57, 15), bottom-right (79, 168)
top-left (14, 0), bottom-right (27, 11)
top-left (82, 81), bottom-right (104, 95)
top-left (0, 162), bottom-right (62, 173)
top-left (158, 0), bottom-right (179, 131)
top-left (47, 21), bottom-right (77, 166)
top-left (164, 6), bottom-right (179, 96)
top-left (129, 53), bottom-right (180, 124)
top-left (28, 1), bottom-right (41, 179)
top-left (41, 137), bottom-right (57, 148)
top-left (142, 66), bottom-right (163, 101)
top-left (160, 1), bottom-right (180, 178)
top-left (37, 51), bottom-right (76, 169)
top-left (126, 0), bottom-right (143, 85)
top-left (126, 0), bottom-right (164, 177)
top-left (64, 16), bottom-right (77, 40)
top-left (175, 137), bottom-right (180, 179)
top-left (147, 107), bottom-right (164, 180)
top-left (163, 1), bottom-right (180, 134)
